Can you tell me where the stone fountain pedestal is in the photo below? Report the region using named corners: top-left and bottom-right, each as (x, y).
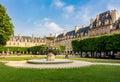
top-left (47, 52), bottom-right (55, 61)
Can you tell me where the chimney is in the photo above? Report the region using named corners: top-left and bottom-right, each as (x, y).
top-left (96, 15), bottom-right (99, 21)
top-left (111, 9), bottom-right (119, 23)
top-left (32, 34), bottom-right (34, 39)
top-left (63, 30), bottom-right (67, 36)
top-left (90, 18), bottom-right (94, 25)
top-left (75, 26), bottom-right (79, 33)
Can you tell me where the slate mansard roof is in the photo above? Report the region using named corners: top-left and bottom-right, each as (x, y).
top-left (77, 26), bottom-right (89, 34)
top-left (10, 35), bottom-right (44, 42)
top-left (57, 26), bottom-right (90, 38)
top-left (92, 10), bottom-right (112, 28)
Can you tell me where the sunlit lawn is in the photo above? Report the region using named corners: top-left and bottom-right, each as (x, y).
top-left (0, 62), bottom-right (120, 82)
top-left (70, 57), bottom-right (120, 63)
top-left (0, 54), bottom-right (65, 61)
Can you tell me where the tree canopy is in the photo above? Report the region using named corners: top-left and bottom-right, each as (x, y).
top-left (72, 34), bottom-right (120, 52)
top-left (0, 4), bottom-right (14, 46)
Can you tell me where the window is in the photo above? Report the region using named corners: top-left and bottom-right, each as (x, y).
top-left (13, 43), bottom-right (15, 45)
top-left (105, 20), bottom-right (109, 25)
top-left (25, 43), bottom-right (27, 46)
top-left (101, 16), bottom-right (105, 21)
top-left (106, 13), bottom-right (108, 18)
top-left (77, 33), bottom-right (79, 37)
top-left (9, 42), bottom-right (11, 45)
top-left (99, 21), bottom-right (101, 26)
top-left (85, 32), bottom-right (88, 36)
top-left (17, 43), bottom-right (19, 46)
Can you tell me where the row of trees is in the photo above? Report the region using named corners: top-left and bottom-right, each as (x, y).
top-left (72, 34), bottom-right (120, 58)
top-left (0, 45), bottom-right (66, 55)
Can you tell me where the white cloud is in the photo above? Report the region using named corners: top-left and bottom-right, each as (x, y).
top-left (44, 22), bottom-right (64, 32)
top-left (33, 21), bottom-right (64, 36)
top-left (63, 5), bottom-right (74, 13)
top-left (14, 19), bottom-right (64, 37)
top-left (62, 5), bottom-right (75, 19)
top-left (52, 0), bottom-right (65, 8)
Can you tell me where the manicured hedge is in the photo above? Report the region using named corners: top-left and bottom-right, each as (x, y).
top-left (0, 46), bottom-right (28, 52)
top-left (0, 45), bottom-right (63, 54)
top-left (72, 33), bottom-right (120, 52)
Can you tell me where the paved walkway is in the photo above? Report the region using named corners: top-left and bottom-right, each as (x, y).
top-left (5, 61), bottom-right (92, 69)
top-left (4, 60), bottom-right (120, 69)
top-left (93, 62), bottom-right (120, 66)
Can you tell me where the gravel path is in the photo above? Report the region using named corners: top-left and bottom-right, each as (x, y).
top-left (4, 60), bottom-right (120, 69)
top-left (93, 62), bottom-right (120, 66)
top-left (5, 60), bottom-right (92, 69)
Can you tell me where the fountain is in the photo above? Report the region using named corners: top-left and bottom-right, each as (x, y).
top-left (46, 34), bottom-right (55, 61)
top-left (27, 34), bottom-right (73, 64)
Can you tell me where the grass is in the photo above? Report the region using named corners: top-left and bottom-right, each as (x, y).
top-left (0, 55), bottom-right (45, 61)
top-left (0, 55), bottom-right (65, 61)
top-left (0, 62), bottom-right (120, 82)
top-left (1, 55), bottom-right (120, 63)
top-left (70, 57), bottom-right (120, 63)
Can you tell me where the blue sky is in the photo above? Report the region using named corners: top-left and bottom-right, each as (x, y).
top-left (0, 0), bottom-right (120, 37)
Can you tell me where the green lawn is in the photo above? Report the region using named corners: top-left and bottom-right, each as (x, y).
top-left (70, 58), bottom-right (120, 63)
top-left (1, 55), bottom-right (120, 63)
top-left (0, 55), bottom-right (45, 61)
top-left (0, 55), bottom-right (65, 61)
top-left (0, 62), bottom-right (120, 82)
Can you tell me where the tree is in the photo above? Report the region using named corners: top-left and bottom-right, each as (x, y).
top-left (72, 40), bottom-right (80, 52)
top-left (0, 4), bottom-right (14, 46)
top-left (72, 33), bottom-right (120, 58)
top-left (60, 46), bottom-right (66, 52)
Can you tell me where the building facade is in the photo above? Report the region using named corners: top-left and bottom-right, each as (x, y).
top-left (6, 34), bottom-right (46, 47)
top-left (55, 9), bottom-right (120, 53)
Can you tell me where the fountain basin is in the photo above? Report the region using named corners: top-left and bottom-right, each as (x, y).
top-left (27, 59), bottom-right (73, 64)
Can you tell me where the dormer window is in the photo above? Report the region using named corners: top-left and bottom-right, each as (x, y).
top-left (101, 16), bottom-right (105, 21)
top-left (106, 13), bottom-right (108, 18)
